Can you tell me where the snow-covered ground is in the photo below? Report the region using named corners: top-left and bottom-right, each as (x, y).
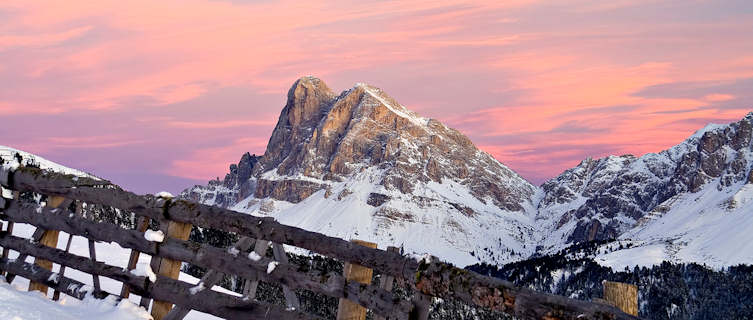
top-left (0, 281), bottom-right (150, 320)
top-left (2, 222), bottom-right (232, 320)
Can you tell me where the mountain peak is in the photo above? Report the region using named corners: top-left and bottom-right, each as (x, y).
top-left (183, 77), bottom-right (537, 266)
top-left (259, 77), bottom-right (336, 173)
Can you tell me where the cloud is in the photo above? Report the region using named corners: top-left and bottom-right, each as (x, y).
top-left (166, 119), bottom-right (275, 129)
top-left (171, 137), bottom-right (268, 180)
top-left (0, 25), bottom-right (92, 50)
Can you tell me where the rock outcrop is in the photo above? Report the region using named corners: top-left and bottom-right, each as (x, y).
top-left (537, 113), bottom-right (753, 249)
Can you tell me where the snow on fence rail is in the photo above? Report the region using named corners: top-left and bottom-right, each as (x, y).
top-left (0, 165), bottom-right (639, 320)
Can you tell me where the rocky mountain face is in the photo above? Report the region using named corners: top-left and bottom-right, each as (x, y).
top-left (182, 76), bottom-right (537, 267)
top-left (536, 113), bottom-right (753, 267)
top-left (184, 152), bottom-right (261, 208)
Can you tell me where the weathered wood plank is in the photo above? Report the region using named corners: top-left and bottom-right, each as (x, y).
top-left (28, 195), bottom-right (67, 294)
top-left (603, 281), bottom-right (638, 316)
top-left (52, 233), bottom-right (74, 301)
top-left (164, 236), bottom-right (256, 320)
top-left (0, 189), bottom-right (16, 277)
top-left (408, 293), bottom-right (431, 320)
top-left (88, 239), bottom-right (102, 292)
top-left (0, 256), bottom-right (112, 301)
top-left (4, 226), bottom-right (46, 284)
top-left (121, 215), bottom-right (151, 298)
top-left (151, 219), bottom-right (193, 320)
top-left (375, 246), bottom-right (399, 320)
top-left (0, 236), bottom-right (321, 320)
top-left (2, 201), bottom-right (411, 320)
top-left (0, 166), bottom-right (12, 187)
top-left (243, 239), bottom-right (270, 300)
top-left (272, 242), bottom-right (302, 310)
top-left (337, 240), bottom-right (377, 320)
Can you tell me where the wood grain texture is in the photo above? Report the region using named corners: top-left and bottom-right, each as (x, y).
top-left (337, 240), bottom-right (377, 320)
top-left (151, 219), bottom-right (193, 320)
top-left (603, 281), bottom-right (639, 316)
top-left (28, 195), bottom-right (65, 294)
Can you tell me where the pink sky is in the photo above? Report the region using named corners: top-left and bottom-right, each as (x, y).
top-left (2, 0), bottom-right (753, 194)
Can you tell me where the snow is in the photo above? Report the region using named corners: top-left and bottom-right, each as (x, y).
top-left (585, 175), bottom-right (753, 270)
top-left (154, 191), bottom-right (174, 198)
top-left (227, 247), bottom-right (240, 257)
top-left (144, 230), bottom-right (165, 243)
top-left (359, 84), bottom-right (430, 127)
top-left (0, 145), bottom-right (93, 178)
top-left (690, 123), bottom-right (727, 139)
top-left (128, 262), bottom-right (156, 283)
top-left (142, 264), bottom-right (157, 282)
top-left (267, 261), bottom-right (279, 274)
top-left (230, 165), bottom-right (536, 267)
top-left (248, 252), bottom-right (262, 261)
top-left (0, 281), bottom-right (151, 320)
top-left (189, 282), bottom-right (205, 295)
top-left (595, 243), bottom-right (668, 270)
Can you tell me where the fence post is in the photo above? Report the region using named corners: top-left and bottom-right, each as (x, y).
top-left (375, 246), bottom-right (399, 320)
top-left (121, 216), bottom-right (151, 298)
top-left (28, 196), bottom-right (66, 295)
top-left (336, 239), bottom-right (377, 320)
top-left (0, 190), bottom-right (17, 278)
top-left (603, 281), bottom-right (638, 316)
top-left (150, 220), bottom-right (193, 320)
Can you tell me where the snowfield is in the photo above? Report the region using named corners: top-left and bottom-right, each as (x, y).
top-left (0, 281), bottom-right (150, 320)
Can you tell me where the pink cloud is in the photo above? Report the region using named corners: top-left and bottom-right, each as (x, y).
top-left (171, 137), bottom-right (268, 180)
top-left (166, 120), bottom-right (275, 129)
top-left (0, 26), bottom-right (92, 50)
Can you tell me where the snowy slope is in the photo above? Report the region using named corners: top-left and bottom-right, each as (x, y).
top-left (1, 145), bottom-right (92, 178)
top-left (540, 112), bottom-right (753, 270)
top-left (229, 167), bottom-right (537, 267)
top-left (613, 176), bottom-right (753, 269)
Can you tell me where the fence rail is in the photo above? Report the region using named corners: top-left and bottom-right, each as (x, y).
top-left (0, 165), bottom-right (640, 320)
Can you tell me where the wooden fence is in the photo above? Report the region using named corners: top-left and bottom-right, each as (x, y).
top-left (0, 165), bottom-right (640, 320)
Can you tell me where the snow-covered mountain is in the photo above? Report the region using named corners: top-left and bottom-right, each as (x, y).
top-left (182, 76), bottom-right (538, 266)
top-left (1, 145), bottom-right (92, 178)
top-left (537, 113), bottom-right (753, 268)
